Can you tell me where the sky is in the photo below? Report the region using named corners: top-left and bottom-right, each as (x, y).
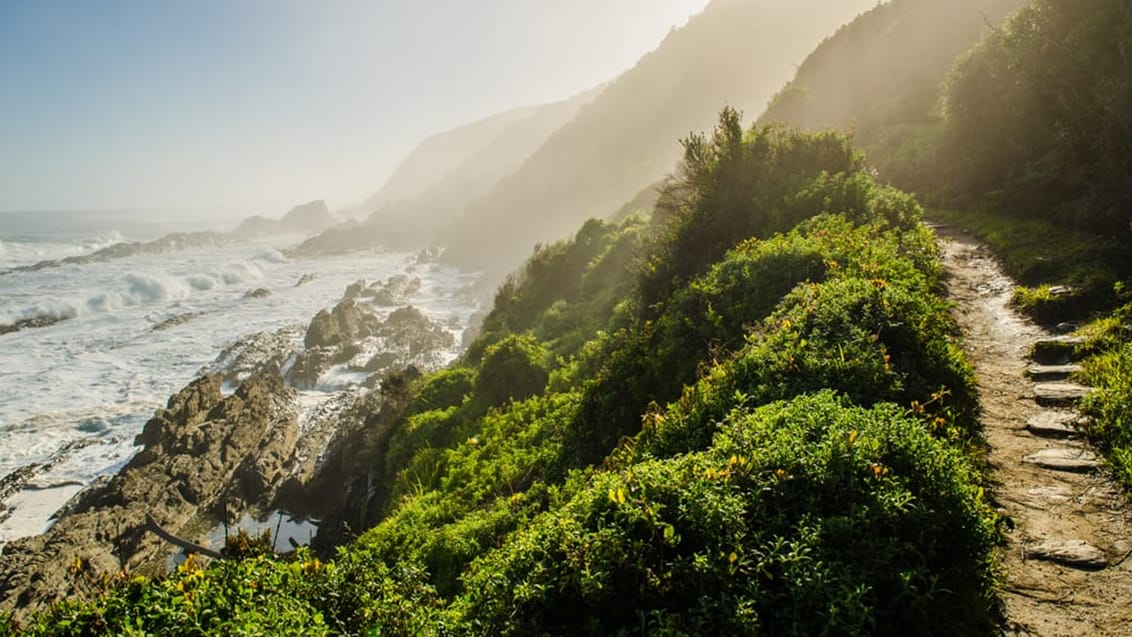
top-left (0, 0), bottom-right (711, 218)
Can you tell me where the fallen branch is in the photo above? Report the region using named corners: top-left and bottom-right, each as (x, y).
top-left (144, 513), bottom-right (223, 560)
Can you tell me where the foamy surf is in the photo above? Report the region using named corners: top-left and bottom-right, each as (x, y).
top-left (0, 226), bottom-right (479, 549)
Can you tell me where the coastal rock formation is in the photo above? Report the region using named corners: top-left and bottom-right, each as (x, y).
top-left (5, 232), bottom-right (231, 276)
top-left (0, 274), bottom-right (462, 621)
top-left (202, 326), bottom-right (303, 386)
top-left (233, 200), bottom-right (337, 240)
top-left (0, 373), bottom-right (300, 616)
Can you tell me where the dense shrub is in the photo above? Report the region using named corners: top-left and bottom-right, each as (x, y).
top-left (475, 335), bottom-right (550, 408)
top-left (940, 0), bottom-right (1132, 236)
top-left (457, 393), bottom-right (996, 636)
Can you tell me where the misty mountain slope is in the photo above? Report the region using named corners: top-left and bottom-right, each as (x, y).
top-left (439, 0), bottom-right (876, 278)
top-left (349, 87), bottom-right (601, 235)
top-left (757, 0), bottom-right (1030, 189)
top-left (357, 106), bottom-right (541, 214)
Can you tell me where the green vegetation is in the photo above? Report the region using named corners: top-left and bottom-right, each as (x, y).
top-left (759, 0), bottom-right (1030, 193)
top-left (4, 118), bottom-right (1001, 635)
top-left (762, 0), bottom-right (1132, 501)
top-left (930, 1), bottom-right (1132, 494)
top-left (8, 0), bottom-right (1132, 632)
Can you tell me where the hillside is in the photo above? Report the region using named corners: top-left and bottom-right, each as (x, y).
top-left (5, 120), bottom-right (1000, 636)
top-left (351, 87), bottom-right (602, 232)
top-left (437, 0), bottom-right (877, 279)
top-left (758, 0), bottom-right (1030, 190)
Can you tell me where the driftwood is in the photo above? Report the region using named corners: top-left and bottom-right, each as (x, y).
top-left (144, 513), bottom-right (223, 560)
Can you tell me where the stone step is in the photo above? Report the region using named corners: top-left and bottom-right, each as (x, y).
top-left (1024, 539), bottom-right (1108, 570)
top-left (1025, 411), bottom-right (1089, 438)
top-left (1031, 336), bottom-right (1085, 365)
top-left (1034, 382), bottom-right (1094, 406)
top-left (1022, 447), bottom-right (1100, 473)
top-left (1026, 363), bottom-right (1083, 382)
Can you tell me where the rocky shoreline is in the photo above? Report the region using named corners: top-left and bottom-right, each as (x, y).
top-left (0, 276), bottom-right (467, 620)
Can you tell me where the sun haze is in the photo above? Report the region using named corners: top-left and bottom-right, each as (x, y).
top-left (0, 0), bottom-right (710, 216)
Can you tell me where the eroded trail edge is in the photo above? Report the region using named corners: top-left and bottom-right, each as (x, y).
top-left (938, 228), bottom-right (1132, 635)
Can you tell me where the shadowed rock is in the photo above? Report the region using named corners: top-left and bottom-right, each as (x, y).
top-left (1025, 412), bottom-right (1087, 438)
top-left (1025, 364), bottom-right (1082, 382)
top-left (1031, 336), bottom-right (1085, 365)
top-left (1033, 382), bottom-right (1094, 406)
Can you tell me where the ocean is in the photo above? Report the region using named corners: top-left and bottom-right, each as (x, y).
top-left (0, 210), bottom-right (478, 548)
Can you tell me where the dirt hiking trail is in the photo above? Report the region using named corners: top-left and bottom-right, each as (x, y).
top-left (938, 228), bottom-right (1132, 636)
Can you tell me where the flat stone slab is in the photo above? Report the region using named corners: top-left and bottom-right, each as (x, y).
top-left (1033, 382), bottom-right (1093, 406)
top-left (1026, 411), bottom-right (1086, 438)
top-left (1025, 539), bottom-right (1108, 570)
top-left (1026, 364), bottom-right (1082, 382)
top-left (1023, 447), bottom-right (1099, 472)
top-left (1024, 486), bottom-right (1074, 504)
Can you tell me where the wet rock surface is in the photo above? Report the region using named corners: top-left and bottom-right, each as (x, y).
top-left (243, 287), bottom-right (272, 299)
top-left (202, 326), bottom-right (304, 386)
top-left (151, 312), bottom-right (203, 332)
top-left (0, 315), bottom-right (64, 336)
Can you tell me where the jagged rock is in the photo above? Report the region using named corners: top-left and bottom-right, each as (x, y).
top-left (151, 312), bottom-right (202, 331)
top-left (1025, 364), bottom-right (1082, 382)
top-left (1022, 447), bottom-right (1100, 473)
top-left (1034, 382), bottom-right (1094, 406)
top-left (202, 326), bottom-right (302, 385)
top-left (1025, 539), bottom-right (1107, 570)
top-left (243, 288), bottom-right (272, 299)
top-left (0, 373), bottom-right (300, 618)
top-left (343, 279), bottom-right (368, 301)
top-left (369, 275), bottom-right (422, 306)
top-left (295, 273), bottom-right (316, 287)
top-left (303, 300), bottom-right (381, 349)
top-left (286, 347), bottom-right (339, 390)
top-left (0, 315), bottom-right (64, 336)
top-left (1026, 412), bottom-right (1086, 438)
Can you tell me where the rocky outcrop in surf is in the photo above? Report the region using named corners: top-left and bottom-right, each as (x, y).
top-left (0, 372), bottom-right (298, 614)
top-left (0, 276), bottom-right (465, 619)
top-left (3, 232), bottom-right (231, 276)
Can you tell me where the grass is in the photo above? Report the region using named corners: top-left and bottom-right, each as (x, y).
top-left (928, 208), bottom-right (1127, 324)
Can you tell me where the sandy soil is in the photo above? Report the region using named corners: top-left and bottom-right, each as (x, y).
top-left (938, 228), bottom-right (1132, 636)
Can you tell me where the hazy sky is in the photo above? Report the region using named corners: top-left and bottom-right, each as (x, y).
top-left (0, 0), bottom-right (710, 217)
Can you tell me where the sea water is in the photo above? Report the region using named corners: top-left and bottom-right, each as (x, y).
top-left (0, 211), bottom-right (478, 547)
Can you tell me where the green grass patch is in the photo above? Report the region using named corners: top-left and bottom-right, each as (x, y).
top-left (928, 209), bottom-right (1127, 323)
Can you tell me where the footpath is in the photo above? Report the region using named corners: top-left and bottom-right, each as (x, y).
top-left (939, 228), bottom-right (1132, 635)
